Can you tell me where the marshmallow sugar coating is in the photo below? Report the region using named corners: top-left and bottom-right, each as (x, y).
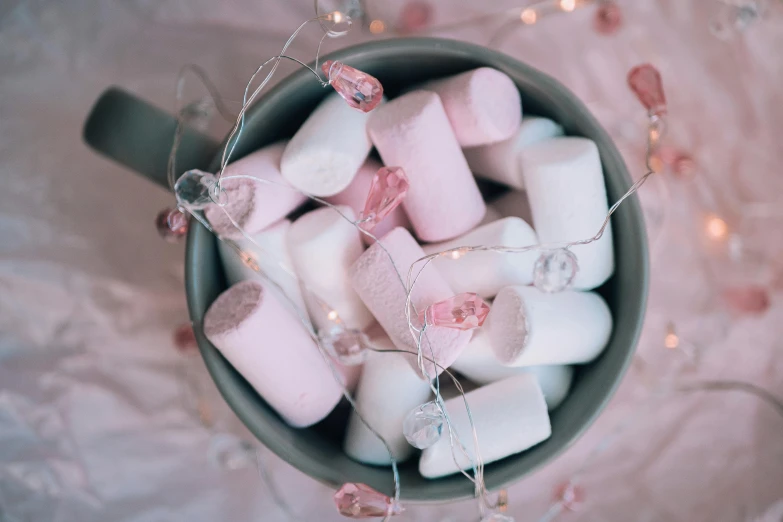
top-left (463, 117), bottom-right (564, 190)
top-left (288, 205), bottom-right (374, 331)
top-left (344, 338), bottom-right (433, 465)
top-left (368, 90), bottom-right (486, 242)
top-left (520, 137), bottom-right (614, 290)
top-left (488, 286), bottom-right (613, 367)
top-left (419, 67), bottom-right (522, 147)
top-left (281, 93), bottom-right (376, 197)
top-left (203, 281), bottom-right (343, 428)
top-left (324, 158), bottom-right (411, 244)
top-left (422, 217), bottom-right (539, 298)
top-left (451, 329), bottom-right (573, 411)
top-left (204, 142), bottom-right (307, 239)
top-left (349, 227), bottom-right (471, 377)
top-left (419, 373), bottom-right (551, 479)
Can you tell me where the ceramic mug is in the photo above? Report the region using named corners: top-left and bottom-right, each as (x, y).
top-left (84, 37), bottom-right (648, 502)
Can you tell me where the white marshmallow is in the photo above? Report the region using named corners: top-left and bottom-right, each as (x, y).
top-left (487, 286), bottom-right (612, 367)
top-left (520, 137), bottom-right (614, 289)
top-left (288, 206), bottom-right (374, 330)
top-left (280, 93), bottom-right (376, 197)
top-left (344, 338), bottom-right (432, 465)
top-left (217, 219), bottom-right (307, 316)
top-left (463, 117), bottom-right (564, 189)
top-left (422, 217), bottom-right (539, 298)
top-left (491, 190), bottom-right (533, 224)
top-left (419, 373), bottom-right (551, 478)
top-left (450, 331), bottom-right (573, 410)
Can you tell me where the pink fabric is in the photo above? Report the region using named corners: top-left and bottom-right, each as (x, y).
top-left (350, 227), bottom-right (471, 376)
top-left (368, 90), bottom-right (486, 242)
top-left (204, 281), bottom-right (343, 427)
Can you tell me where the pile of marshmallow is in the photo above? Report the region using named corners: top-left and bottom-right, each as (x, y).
top-left (201, 67), bottom-right (614, 479)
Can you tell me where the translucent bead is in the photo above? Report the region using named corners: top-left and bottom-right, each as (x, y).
top-left (315, 0), bottom-right (361, 36)
top-left (359, 166), bottom-right (409, 233)
top-left (334, 483), bottom-right (403, 518)
top-left (710, 0), bottom-right (765, 40)
top-left (721, 285), bottom-right (770, 315)
top-left (399, 1), bottom-right (433, 33)
top-left (481, 514), bottom-right (515, 522)
top-left (533, 249), bottom-right (579, 293)
top-left (322, 60), bottom-right (384, 113)
top-left (208, 433), bottom-right (255, 470)
top-left (421, 293), bottom-right (491, 331)
top-left (593, 1), bottom-right (622, 35)
top-left (173, 323), bottom-right (198, 354)
top-left (627, 64), bottom-right (666, 117)
top-left (155, 207), bottom-right (189, 242)
top-left (174, 169), bottom-right (225, 210)
top-left (319, 325), bottom-right (370, 366)
top-left (403, 401), bottom-right (444, 449)
top-left (553, 481), bottom-right (585, 511)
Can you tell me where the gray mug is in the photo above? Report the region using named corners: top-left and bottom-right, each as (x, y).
top-left (84, 37), bottom-right (648, 502)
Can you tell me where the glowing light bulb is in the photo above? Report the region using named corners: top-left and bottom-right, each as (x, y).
top-left (560, 0), bottom-right (577, 12)
top-left (447, 247), bottom-right (470, 260)
top-left (369, 19), bottom-right (386, 33)
top-left (705, 214), bottom-right (729, 240)
top-left (331, 10), bottom-right (345, 23)
top-left (327, 310), bottom-right (340, 322)
top-left (520, 8), bottom-right (537, 24)
top-left (664, 332), bottom-right (679, 349)
top-left (239, 251), bottom-right (260, 272)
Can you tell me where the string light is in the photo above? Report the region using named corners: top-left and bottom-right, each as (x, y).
top-left (327, 309), bottom-right (340, 322)
top-left (521, 8), bottom-right (538, 24)
top-left (369, 19), bottom-right (386, 33)
top-left (559, 0), bottom-right (577, 12)
top-left (330, 10), bottom-right (345, 24)
top-left (705, 213), bottom-right (729, 240)
top-left (664, 323), bottom-right (680, 349)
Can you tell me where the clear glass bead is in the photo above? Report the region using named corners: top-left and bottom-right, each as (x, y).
top-left (710, 0), bottom-right (765, 40)
top-left (174, 169), bottom-right (225, 210)
top-left (208, 433), bottom-right (255, 470)
top-left (533, 249), bottom-right (579, 293)
top-left (319, 325), bottom-right (370, 366)
top-left (403, 401), bottom-right (444, 449)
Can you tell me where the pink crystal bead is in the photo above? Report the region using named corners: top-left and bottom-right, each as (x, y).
top-left (322, 60), bottom-right (384, 113)
top-left (359, 166), bottom-right (410, 233)
top-left (173, 323), bottom-right (198, 354)
top-left (594, 1), bottom-right (622, 35)
top-left (421, 293), bottom-right (490, 331)
top-left (722, 285), bottom-right (770, 315)
top-left (399, 1), bottom-right (432, 33)
top-left (334, 483), bottom-right (403, 518)
top-left (628, 64), bottom-right (666, 117)
top-left (553, 481), bottom-right (585, 511)
top-left (156, 207), bottom-right (189, 243)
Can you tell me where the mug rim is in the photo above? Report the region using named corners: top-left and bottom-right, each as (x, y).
top-left (186, 36), bottom-right (648, 502)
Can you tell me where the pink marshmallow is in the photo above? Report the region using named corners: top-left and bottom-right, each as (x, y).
top-left (324, 158), bottom-right (411, 244)
top-left (420, 68), bottom-right (522, 147)
top-left (203, 280), bottom-right (343, 428)
top-left (349, 227), bottom-right (471, 377)
top-left (368, 91), bottom-right (486, 242)
top-left (205, 142), bottom-right (307, 239)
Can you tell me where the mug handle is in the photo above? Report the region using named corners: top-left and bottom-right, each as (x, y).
top-left (83, 87), bottom-right (220, 191)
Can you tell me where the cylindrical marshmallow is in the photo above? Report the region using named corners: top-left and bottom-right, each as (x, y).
top-left (491, 189), bottom-right (533, 224)
top-left (420, 68), bottom-right (521, 147)
top-left (422, 217), bottom-right (539, 298)
top-left (419, 373), bottom-right (551, 478)
top-left (205, 142), bottom-right (306, 239)
top-left (288, 206), bottom-right (373, 330)
top-left (203, 281), bottom-right (343, 427)
top-left (324, 158), bottom-right (410, 244)
top-left (350, 227), bottom-right (471, 376)
top-left (463, 117), bottom-right (564, 189)
top-left (344, 338), bottom-right (432, 465)
top-left (487, 286), bottom-right (612, 367)
top-left (217, 219), bottom-right (307, 316)
top-left (368, 91), bottom-right (486, 242)
top-left (451, 330), bottom-right (573, 410)
top-left (520, 137), bottom-right (614, 289)
top-left (478, 204), bottom-right (502, 226)
top-left (280, 93), bottom-right (376, 197)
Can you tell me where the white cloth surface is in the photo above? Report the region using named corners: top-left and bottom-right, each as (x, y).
top-left (1, 0), bottom-right (782, 521)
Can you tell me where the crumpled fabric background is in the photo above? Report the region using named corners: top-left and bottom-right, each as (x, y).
top-left (1, 1), bottom-right (782, 521)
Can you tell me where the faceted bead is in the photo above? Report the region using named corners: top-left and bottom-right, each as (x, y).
top-left (722, 285), bottom-right (770, 315)
top-left (322, 60), bottom-right (384, 113)
top-left (710, 0), bottom-right (763, 40)
top-left (319, 325), bottom-right (370, 366)
top-left (553, 481), bottom-right (585, 511)
top-left (208, 433), bottom-right (255, 470)
top-left (594, 1), bottom-right (622, 35)
top-left (334, 483), bottom-right (403, 518)
top-left (173, 323), bottom-right (198, 354)
top-left (174, 169), bottom-right (225, 210)
top-left (671, 152), bottom-right (696, 178)
top-left (403, 401), bottom-right (444, 449)
top-left (533, 249), bottom-right (579, 293)
top-left (481, 514), bottom-right (515, 522)
top-left (421, 293), bottom-right (490, 331)
top-left (156, 207), bottom-right (189, 243)
top-left (627, 64), bottom-right (666, 117)
top-left (399, 1), bottom-right (432, 33)
top-left (359, 166), bottom-right (410, 233)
